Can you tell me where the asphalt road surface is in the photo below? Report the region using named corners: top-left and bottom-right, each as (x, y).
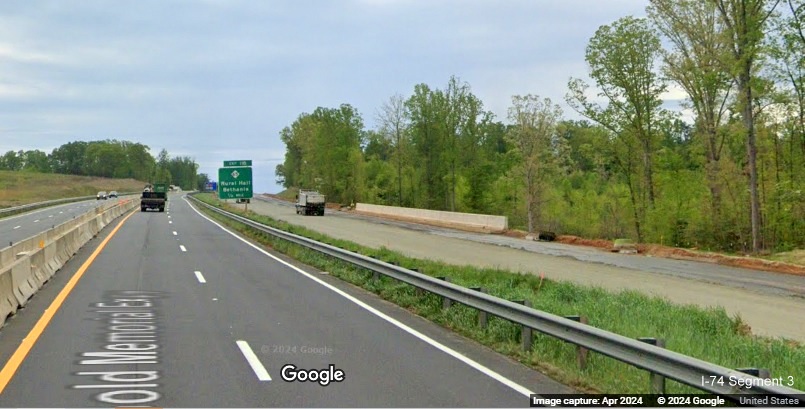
top-left (0, 200), bottom-right (109, 246)
top-left (0, 194), bottom-right (572, 407)
top-left (247, 196), bottom-right (805, 342)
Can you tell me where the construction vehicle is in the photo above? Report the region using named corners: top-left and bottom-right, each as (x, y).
top-left (295, 189), bottom-right (325, 216)
top-left (141, 183), bottom-right (168, 212)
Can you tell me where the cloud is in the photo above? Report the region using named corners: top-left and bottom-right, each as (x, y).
top-left (0, 0), bottom-right (657, 193)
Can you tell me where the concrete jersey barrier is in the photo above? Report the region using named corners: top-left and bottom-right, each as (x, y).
top-left (355, 203), bottom-right (508, 233)
top-left (0, 198), bottom-right (137, 327)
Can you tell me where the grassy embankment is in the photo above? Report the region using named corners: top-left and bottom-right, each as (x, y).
top-left (0, 170), bottom-right (145, 208)
top-left (194, 193), bottom-right (804, 394)
top-left (769, 250), bottom-right (805, 266)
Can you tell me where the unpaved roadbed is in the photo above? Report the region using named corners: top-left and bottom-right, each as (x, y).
top-left (247, 196), bottom-right (805, 342)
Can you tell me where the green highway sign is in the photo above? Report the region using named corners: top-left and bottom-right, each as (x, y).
top-left (223, 160), bottom-right (252, 167)
top-left (218, 166), bottom-right (253, 199)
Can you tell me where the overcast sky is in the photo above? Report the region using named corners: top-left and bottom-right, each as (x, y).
top-left (0, 0), bottom-right (675, 193)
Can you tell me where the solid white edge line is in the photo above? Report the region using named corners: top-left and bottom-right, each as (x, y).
top-left (236, 340), bottom-right (272, 381)
top-left (185, 197), bottom-right (534, 397)
top-left (194, 271), bottom-right (207, 283)
top-left (180, 245), bottom-right (187, 252)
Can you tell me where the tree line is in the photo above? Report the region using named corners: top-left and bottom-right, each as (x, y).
top-left (0, 139), bottom-right (203, 191)
top-left (278, 0), bottom-right (803, 253)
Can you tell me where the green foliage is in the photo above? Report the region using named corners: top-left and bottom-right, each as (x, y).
top-left (274, 6), bottom-right (805, 254)
top-left (276, 104), bottom-right (365, 204)
top-left (194, 193), bottom-right (805, 394)
top-left (0, 140), bottom-right (199, 191)
top-left (567, 16), bottom-right (674, 242)
top-left (506, 95), bottom-right (564, 233)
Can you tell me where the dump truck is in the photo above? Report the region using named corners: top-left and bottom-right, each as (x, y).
top-left (141, 183), bottom-right (168, 212)
top-left (295, 189), bottom-right (325, 216)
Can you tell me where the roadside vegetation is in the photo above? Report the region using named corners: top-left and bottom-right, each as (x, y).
top-left (195, 193), bottom-right (804, 394)
top-left (768, 250), bottom-right (805, 266)
top-left (0, 140), bottom-right (206, 192)
top-left (275, 1), bottom-right (804, 256)
top-left (0, 170), bottom-right (145, 208)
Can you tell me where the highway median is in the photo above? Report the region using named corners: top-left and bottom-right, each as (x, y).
top-left (0, 199), bottom-right (139, 328)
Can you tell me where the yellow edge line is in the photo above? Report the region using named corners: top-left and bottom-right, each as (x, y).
top-left (0, 208), bottom-right (137, 393)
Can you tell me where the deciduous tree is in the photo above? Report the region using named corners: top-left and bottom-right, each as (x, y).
top-left (710, 0), bottom-right (780, 252)
top-left (506, 95), bottom-right (563, 234)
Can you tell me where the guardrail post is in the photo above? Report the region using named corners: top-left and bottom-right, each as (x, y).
top-left (437, 277), bottom-right (451, 309)
top-left (565, 315), bottom-right (589, 370)
top-left (368, 256), bottom-right (380, 281)
top-left (471, 287), bottom-right (488, 329)
top-left (738, 368), bottom-right (771, 380)
top-left (522, 300), bottom-right (533, 351)
top-left (512, 300), bottom-right (533, 351)
top-left (411, 268), bottom-right (425, 296)
top-left (638, 337), bottom-right (666, 394)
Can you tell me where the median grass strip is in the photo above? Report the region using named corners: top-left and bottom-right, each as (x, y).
top-left (194, 193), bottom-right (804, 394)
top-left (0, 170), bottom-right (144, 208)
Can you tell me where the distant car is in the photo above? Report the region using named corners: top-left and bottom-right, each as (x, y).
top-left (108, 191), bottom-right (118, 198)
top-left (96, 191), bottom-right (107, 200)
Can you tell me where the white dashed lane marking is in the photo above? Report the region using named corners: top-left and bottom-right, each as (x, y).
top-left (236, 341), bottom-right (271, 381)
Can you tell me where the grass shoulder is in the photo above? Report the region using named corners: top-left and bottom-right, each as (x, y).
top-left (195, 193), bottom-right (804, 394)
top-left (0, 170), bottom-right (145, 208)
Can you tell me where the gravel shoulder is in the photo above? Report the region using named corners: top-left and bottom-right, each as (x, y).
top-left (247, 196), bottom-right (805, 342)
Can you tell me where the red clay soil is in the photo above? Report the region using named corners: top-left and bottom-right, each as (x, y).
top-left (553, 234), bottom-right (805, 277)
top-left (262, 195), bottom-right (805, 276)
top-left (636, 243), bottom-right (805, 276)
top-left (555, 234), bottom-right (614, 250)
top-left (502, 230), bottom-right (528, 239)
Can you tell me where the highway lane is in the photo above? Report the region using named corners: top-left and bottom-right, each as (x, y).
top-left (0, 200), bottom-right (108, 246)
top-left (0, 194), bottom-right (572, 407)
top-left (247, 195), bottom-right (805, 341)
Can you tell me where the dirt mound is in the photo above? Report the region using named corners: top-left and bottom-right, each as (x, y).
top-left (640, 244), bottom-right (805, 276)
top-left (263, 196), bottom-right (805, 276)
top-left (556, 235), bottom-right (613, 250)
top-left (550, 234), bottom-right (805, 277)
top-left (502, 229), bottom-right (528, 239)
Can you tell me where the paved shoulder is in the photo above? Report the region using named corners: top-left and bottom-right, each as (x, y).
top-left (0, 195), bottom-right (572, 407)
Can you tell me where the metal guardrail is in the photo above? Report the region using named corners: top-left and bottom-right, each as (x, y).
top-left (0, 192), bottom-right (140, 218)
top-left (0, 196), bottom-right (96, 216)
top-left (188, 195), bottom-right (803, 398)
